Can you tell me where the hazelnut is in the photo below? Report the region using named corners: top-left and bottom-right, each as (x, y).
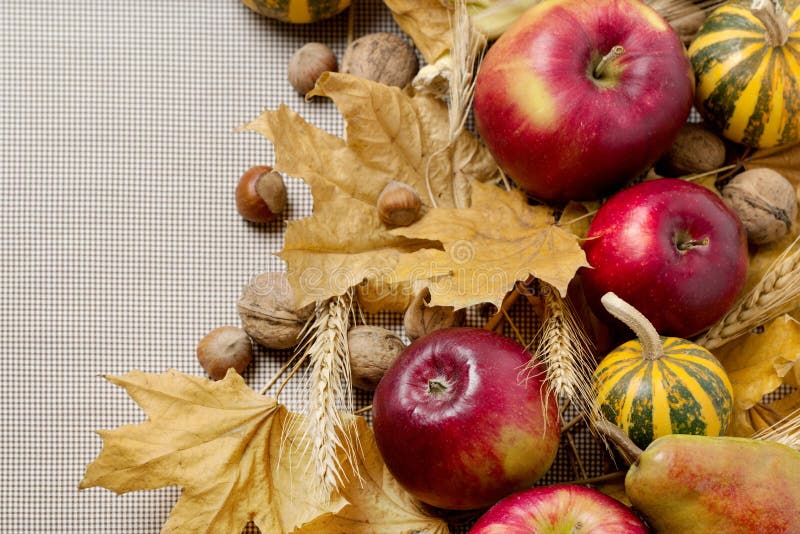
top-left (655, 124), bottom-right (726, 177)
top-left (341, 33), bottom-right (419, 88)
top-left (237, 272), bottom-right (315, 349)
top-left (347, 325), bottom-right (405, 391)
top-left (722, 168), bottom-right (797, 245)
top-left (197, 326), bottom-right (253, 380)
top-left (377, 181), bottom-right (422, 226)
top-left (403, 288), bottom-right (465, 341)
top-left (235, 166), bottom-right (287, 223)
top-left (287, 42), bottom-right (338, 97)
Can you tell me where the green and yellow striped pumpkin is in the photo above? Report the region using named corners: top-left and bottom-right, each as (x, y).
top-left (688, 0), bottom-right (800, 148)
top-left (592, 293), bottom-right (734, 450)
top-left (594, 337), bottom-right (734, 449)
top-left (241, 0), bottom-right (350, 24)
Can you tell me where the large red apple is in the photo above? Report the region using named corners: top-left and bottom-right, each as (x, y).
top-left (470, 485), bottom-right (649, 533)
top-left (473, 0), bottom-right (694, 202)
top-left (372, 327), bottom-right (560, 510)
top-left (581, 178), bottom-right (748, 338)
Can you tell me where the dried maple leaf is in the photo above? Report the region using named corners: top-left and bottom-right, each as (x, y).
top-left (714, 315), bottom-right (800, 437)
top-left (383, 0), bottom-right (452, 64)
top-left (747, 143), bottom-right (800, 186)
top-left (392, 181), bottom-right (589, 309)
top-left (80, 370), bottom-right (448, 534)
top-left (244, 73), bottom-right (532, 311)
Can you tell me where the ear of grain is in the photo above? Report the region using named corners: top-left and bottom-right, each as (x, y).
top-left (284, 293), bottom-right (359, 499)
top-left (523, 283), bottom-right (600, 432)
top-left (753, 407), bottom-right (800, 451)
top-left (698, 236), bottom-right (800, 350)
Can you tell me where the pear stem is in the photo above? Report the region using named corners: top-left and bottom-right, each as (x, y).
top-left (751, 0), bottom-right (790, 47)
top-left (594, 45), bottom-right (625, 78)
top-left (596, 419), bottom-right (644, 461)
top-left (601, 292), bottom-right (664, 361)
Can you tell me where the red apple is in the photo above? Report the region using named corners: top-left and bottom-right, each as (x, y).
top-left (372, 327), bottom-right (560, 510)
top-left (470, 484), bottom-right (649, 533)
top-left (581, 178), bottom-right (748, 338)
top-left (473, 0), bottom-right (694, 202)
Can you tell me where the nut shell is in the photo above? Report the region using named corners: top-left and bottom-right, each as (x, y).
top-left (347, 325), bottom-right (405, 391)
top-left (237, 272), bottom-right (315, 349)
top-left (655, 124), bottom-right (726, 177)
top-left (377, 181), bottom-right (422, 226)
top-left (236, 166), bottom-right (287, 223)
top-left (288, 42), bottom-right (338, 96)
top-left (722, 168), bottom-right (797, 245)
top-left (341, 33), bottom-right (419, 88)
top-left (196, 326), bottom-right (253, 380)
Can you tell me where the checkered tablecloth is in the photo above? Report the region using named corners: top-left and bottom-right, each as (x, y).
top-left (1, 1), bottom-right (606, 531)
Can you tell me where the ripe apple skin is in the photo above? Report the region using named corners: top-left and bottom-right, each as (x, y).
top-left (469, 484), bottom-right (649, 534)
top-left (473, 0), bottom-right (694, 202)
top-left (372, 327), bottom-right (560, 511)
top-left (581, 179), bottom-right (748, 338)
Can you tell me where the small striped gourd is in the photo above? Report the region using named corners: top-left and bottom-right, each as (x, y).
top-left (593, 293), bottom-right (734, 450)
top-left (241, 0), bottom-right (350, 24)
top-left (688, 0), bottom-right (800, 148)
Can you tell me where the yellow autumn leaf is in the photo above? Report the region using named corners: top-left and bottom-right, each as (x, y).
top-left (243, 72), bottom-right (511, 311)
top-left (80, 370), bottom-right (448, 534)
top-left (383, 0), bottom-right (452, 64)
top-left (392, 181), bottom-right (589, 309)
top-left (714, 315), bottom-right (800, 437)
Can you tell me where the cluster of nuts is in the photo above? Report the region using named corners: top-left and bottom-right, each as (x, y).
top-left (287, 33), bottom-right (419, 97)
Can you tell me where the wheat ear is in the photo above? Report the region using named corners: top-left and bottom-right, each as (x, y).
top-left (297, 292), bottom-right (358, 497)
top-left (698, 235), bottom-right (800, 350)
top-left (753, 407), bottom-right (800, 450)
top-left (523, 283), bottom-right (598, 423)
top-left (424, 0), bottom-right (488, 209)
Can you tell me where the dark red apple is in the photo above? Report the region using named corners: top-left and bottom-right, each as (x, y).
top-left (581, 178), bottom-right (748, 338)
top-left (473, 0), bottom-right (694, 202)
top-left (470, 484), bottom-right (649, 533)
top-left (372, 327), bottom-right (560, 511)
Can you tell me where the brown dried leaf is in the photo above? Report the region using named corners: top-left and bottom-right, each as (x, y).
top-left (747, 143), bottom-right (800, 186)
top-left (392, 181), bottom-right (589, 309)
top-left (80, 370), bottom-right (448, 533)
top-left (714, 315), bottom-right (800, 437)
top-left (383, 0), bottom-right (452, 64)
top-left (243, 72), bottom-right (504, 310)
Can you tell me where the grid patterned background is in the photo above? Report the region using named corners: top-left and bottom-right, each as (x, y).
top-left (1, 1), bottom-right (605, 532)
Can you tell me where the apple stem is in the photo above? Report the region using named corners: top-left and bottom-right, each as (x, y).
top-left (676, 237), bottom-right (709, 251)
top-left (601, 292), bottom-right (664, 361)
top-left (593, 45), bottom-right (625, 78)
top-left (595, 419), bottom-right (643, 462)
top-left (751, 0), bottom-right (790, 47)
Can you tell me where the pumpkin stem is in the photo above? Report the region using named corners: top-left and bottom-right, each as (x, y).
top-left (595, 419), bottom-right (644, 461)
top-left (601, 292), bottom-right (664, 361)
top-left (752, 0), bottom-right (790, 47)
top-left (593, 45), bottom-right (625, 78)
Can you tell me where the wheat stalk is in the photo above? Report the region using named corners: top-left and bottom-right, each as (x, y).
top-left (698, 235), bottom-right (800, 350)
top-left (753, 407), bottom-right (800, 450)
top-left (424, 0), bottom-right (488, 209)
top-left (523, 283), bottom-right (599, 425)
top-left (294, 292), bottom-right (358, 498)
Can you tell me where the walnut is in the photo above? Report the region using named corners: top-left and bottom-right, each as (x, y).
top-left (237, 272), bottom-right (315, 349)
top-left (341, 33), bottom-right (419, 88)
top-left (655, 124), bottom-right (726, 177)
top-left (347, 325), bottom-right (405, 391)
top-left (722, 168), bottom-right (797, 245)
